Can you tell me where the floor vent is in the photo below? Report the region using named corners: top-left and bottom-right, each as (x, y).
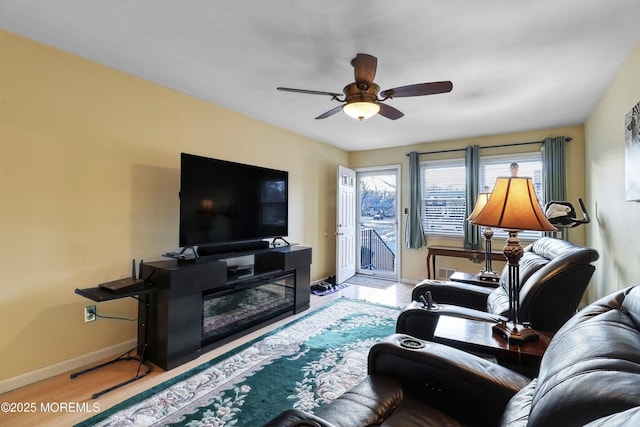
top-left (437, 268), bottom-right (456, 280)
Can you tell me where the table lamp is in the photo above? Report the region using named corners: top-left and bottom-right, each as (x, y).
top-left (467, 190), bottom-right (499, 282)
top-left (470, 163), bottom-right (557, 343)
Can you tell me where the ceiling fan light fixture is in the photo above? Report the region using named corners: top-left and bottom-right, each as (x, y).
top-left (277, 54), bottom-right (452, 121)
top-left (343, 101), bottom-right (380, 121)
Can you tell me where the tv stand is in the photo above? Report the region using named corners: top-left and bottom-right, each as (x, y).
top-left (140, 245), bottom-right (311, 370)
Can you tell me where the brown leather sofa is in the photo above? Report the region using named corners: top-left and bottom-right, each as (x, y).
top-left (398, 237), bottom-right (599, 338)
top-left (263, 285), bottom-right (640, 426)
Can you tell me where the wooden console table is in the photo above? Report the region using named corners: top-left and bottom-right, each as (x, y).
top-left (426, 245), bottom-right (504, 279)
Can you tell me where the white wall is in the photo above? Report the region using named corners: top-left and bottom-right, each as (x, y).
top-left (584, 41), bottom-right (640, 301)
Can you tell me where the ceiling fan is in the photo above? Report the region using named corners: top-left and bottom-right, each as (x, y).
top-left (277, 53), bottom-right (453, 121)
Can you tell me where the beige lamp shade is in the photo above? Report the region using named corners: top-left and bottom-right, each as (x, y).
top-left (470, 177), bottom-right (557, 232)
top-left (467, 192), bottom-right (491, 222)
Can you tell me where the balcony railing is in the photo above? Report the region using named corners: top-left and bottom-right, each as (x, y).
top-left (360, 228), bottom-right (395, 272)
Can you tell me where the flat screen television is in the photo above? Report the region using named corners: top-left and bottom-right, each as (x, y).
top-left (179, 153), bottom-right (288, 252)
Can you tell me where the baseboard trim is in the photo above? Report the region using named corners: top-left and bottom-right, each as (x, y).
top-left (0, 339), bottom-right (137, 394)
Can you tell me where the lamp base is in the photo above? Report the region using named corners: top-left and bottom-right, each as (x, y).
top-left (492, 322), bottom-right (539, 344)
top-left (478, 270), bottom-right (500, 282)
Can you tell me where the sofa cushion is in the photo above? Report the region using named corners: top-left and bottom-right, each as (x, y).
top-left (315, 376), bottom-right (473, 427)
top-left (379, 395), bottom-right (465, 427)
top-left (263, 409), bottom-right (339, 427)
top-left (315, 375), bottom-right (403, 427)
top-left (622, 283), bottom-right (640, 329)
top-left (500, 379), bottom-right (536, 426)
top-left (582, 407), bottom-right (640, 427)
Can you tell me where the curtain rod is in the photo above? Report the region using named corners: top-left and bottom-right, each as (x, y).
top-left (407, 136), bottom-right (572, 156)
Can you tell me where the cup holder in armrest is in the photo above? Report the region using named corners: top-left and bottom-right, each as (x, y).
top-left (399, 337), bottom-right (427, 349)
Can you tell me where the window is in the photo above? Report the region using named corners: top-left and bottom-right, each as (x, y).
top-left (421, 152), bottom-right (543, 240)
top-left (422, 159), bottom-right (466, 237)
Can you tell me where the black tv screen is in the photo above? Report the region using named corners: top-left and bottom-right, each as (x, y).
top-left (179, 153), bottom-right (288, 249)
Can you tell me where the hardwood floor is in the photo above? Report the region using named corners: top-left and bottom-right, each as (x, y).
top-left (0, 280), bottom-right (413, 426)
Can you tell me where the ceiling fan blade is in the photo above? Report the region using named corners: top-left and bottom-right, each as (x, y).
top-left (277, 87), bottom-right (343, 98)
top-left (352, 53), bottom-right (377, 89)
top-left (378, 103), bottom-right (404, 120)
top-left (380, 81), bottom-right (453, 98)
top-left (315, 105), bottom-right (344, 120)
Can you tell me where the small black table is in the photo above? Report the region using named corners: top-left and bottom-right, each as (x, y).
top-left (73, 285), bottom-right (156, 399)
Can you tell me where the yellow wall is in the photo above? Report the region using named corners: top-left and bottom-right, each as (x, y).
top-left (584, 41), bottom-right (640, 301)
top-left (0, 30), bottom-right (347, 381)
top-left (350, 126), bottom-right (587, 282)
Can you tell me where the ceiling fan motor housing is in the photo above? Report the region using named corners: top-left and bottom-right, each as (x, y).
top-left (343, 82), bottom-right (380, 104)
top-left (342, 83), bottom-right (381, 120)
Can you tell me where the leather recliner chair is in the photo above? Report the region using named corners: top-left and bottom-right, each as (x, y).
top-left (263, 285), bottom-right (640, 426)
top-left (398, 237), bottom-right (599, 338)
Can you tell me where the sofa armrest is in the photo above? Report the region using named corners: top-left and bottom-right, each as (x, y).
top-left (368, 334), bottom-right (531, 425)
top-left (412, 279), bottom-right (493, 310)
top-left (262, 409), bottom-right (339, 427)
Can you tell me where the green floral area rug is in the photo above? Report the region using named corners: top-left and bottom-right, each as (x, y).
top-left (76, 297), bottom-right (400, 427)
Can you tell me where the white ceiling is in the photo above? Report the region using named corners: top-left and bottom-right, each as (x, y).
top-left (2, 0), bottom-right (640, 152)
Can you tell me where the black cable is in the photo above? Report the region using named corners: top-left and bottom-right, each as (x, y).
top-left (95, 313), bottom-right (137, 322)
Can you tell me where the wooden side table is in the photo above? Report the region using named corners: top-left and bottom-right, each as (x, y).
top-left (433, 316), bottom-right (552, 376)
top-left (449, 271), bottom-right (500, 287)
top-left (426, 245), bottom-right (504, 279)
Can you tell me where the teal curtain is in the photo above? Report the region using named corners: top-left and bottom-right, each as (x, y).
top-left (464, 145), bottom-right (481, 249)
top-left (542, 136), bottom-right (567, 201)
top-left (542, 136), bottom-right (567, 237)
top-left (405, 151), bottom-right (427, 249)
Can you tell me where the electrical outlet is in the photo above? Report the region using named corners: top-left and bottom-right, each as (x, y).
top-left (84, 305), bottom-right (96, 323)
